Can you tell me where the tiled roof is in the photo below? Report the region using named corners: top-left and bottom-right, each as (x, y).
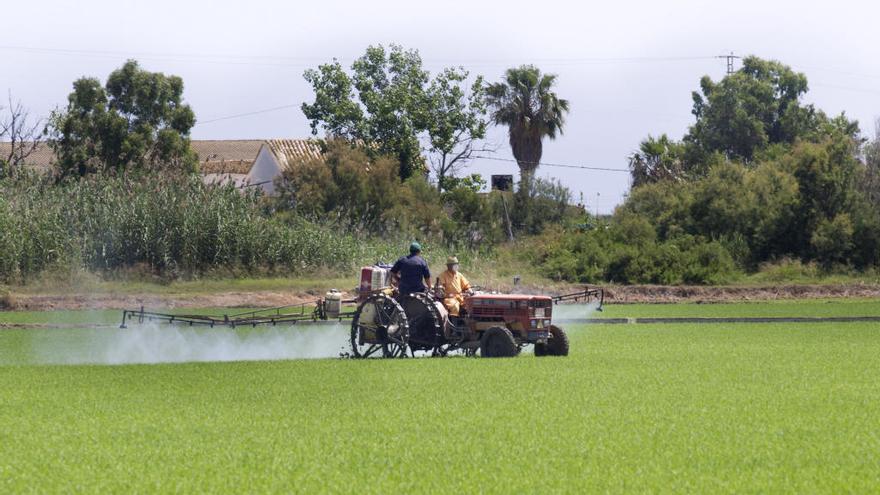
top-left (265, 139), bottom-right (323, 169)
top-left (191, 140), bottom-right (265, 163)
top-left (199, 159), bottom-right (254, 174)
top-left (0, 142), bottom-right (56, 169)
top-left (3, 138), bottom-right (324, 174)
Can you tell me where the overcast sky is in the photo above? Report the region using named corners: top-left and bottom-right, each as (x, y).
top-left (3, 0), bottom-right (880, 212)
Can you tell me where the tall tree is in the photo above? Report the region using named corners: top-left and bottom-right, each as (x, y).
top-left (686, 56), bottom-right (817, 163)
top-left (302, 44), bottom-right (490, 182)
top-left (49, 60), bottom-right (197, 177)
top-left (0, 93), bottom-right (44, 178)
top-left (485, 65), bottom-right (569, 180)
top-left (425, 68), bottom-right (492, 190)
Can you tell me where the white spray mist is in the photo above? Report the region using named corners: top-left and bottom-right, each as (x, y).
top-left (34, 322), bottom-right (351, 365)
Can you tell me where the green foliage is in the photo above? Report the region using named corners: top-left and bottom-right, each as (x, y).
top-left (425, 69), bottom-right (489, 189)
top-left (687, 56), bottom-right (817, 163)
top-left (511, 177), bottom-right (572, 235)
top-left (523, 220), bottom-right (736, 285)
top-left (861, 121), bottom-right (880, 206)
top-left (48, 60), bottom-right (197, 176)
top-left (750, 258), bottom-right (821, 283)
top-left (811, 214), bottom-right (854, 268)
top-left (620, 55), bottom-right (880, 277)
top-left (486, 65), bottom-right (569, 178)
top-left (628, 134), bottom-right (686, 187)
top-left (302, 44), bottom-right (488, 182)
top-left (276, 140), bottom-right (567, 247)
top-left (275, 139), bottom-right (429, 233)
top-left (633, 56), bottom-right (861, 188)
top-left (0, 172), bottom-right (396, 283)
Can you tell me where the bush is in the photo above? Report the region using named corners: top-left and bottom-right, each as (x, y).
top-left (526, 224), bottom-right (734, 285)
top-left (752, 258), bottom-right (820, 283)
top-left (681, 240), bottom-right (736, 284)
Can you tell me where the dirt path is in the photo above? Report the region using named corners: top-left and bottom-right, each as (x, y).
top-left (8, 291), bottom-right (319, 311)
top-left (4, 283), bottom-right (880, 311)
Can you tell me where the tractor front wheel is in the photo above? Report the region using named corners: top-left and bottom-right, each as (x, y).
top-left (535, 325), bottom-right (569, 357)
top-left (480, 327), bottom-right (518, 358)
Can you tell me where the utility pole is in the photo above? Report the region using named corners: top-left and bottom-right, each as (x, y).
top-left (717, 52), bottom-right (740, 75)
top-left (595, 192), bottom-right (600, 218)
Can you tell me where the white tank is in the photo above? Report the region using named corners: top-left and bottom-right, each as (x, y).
top-left (325, 289), bottom-right (342, 319)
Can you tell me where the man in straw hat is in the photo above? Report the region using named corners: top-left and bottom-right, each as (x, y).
top-left (437, 256), bottom-right (472, 316)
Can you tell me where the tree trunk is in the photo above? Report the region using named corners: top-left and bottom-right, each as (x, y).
top-left (510, 128), bottom-right (543, 181)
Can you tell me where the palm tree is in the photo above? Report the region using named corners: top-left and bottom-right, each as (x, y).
top-left (486, 65), bottom-right (569, 181)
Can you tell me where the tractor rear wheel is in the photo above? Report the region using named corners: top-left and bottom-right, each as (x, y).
top-left (480, 327), bottom-right (518, 358)
top-left (350, 293), bottom-right (409, 358)
top-left (535, 325), bottom-right (569, 357)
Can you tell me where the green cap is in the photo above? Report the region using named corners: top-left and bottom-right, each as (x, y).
top-left (410, 241), bottom-right (422, 254)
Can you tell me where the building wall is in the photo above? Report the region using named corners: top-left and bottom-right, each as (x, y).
top-left (246, 145), bottom-right (282, 195)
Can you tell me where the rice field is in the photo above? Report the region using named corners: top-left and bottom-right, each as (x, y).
top-left (0, 301), bottom-right (879, 492)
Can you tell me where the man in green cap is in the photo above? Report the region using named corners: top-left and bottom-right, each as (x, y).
top-left (390, 242), bottom-right (431, 296)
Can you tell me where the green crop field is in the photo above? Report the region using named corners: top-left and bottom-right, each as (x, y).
top-left (1, 303), bottom-right (879, 492)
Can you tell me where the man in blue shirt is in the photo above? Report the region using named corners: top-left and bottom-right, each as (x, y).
top-left (391, 242), bottom-right (431, 296)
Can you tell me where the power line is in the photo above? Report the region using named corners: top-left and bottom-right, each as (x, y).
top-left (195, 104), bottom-right (299, 125)
top-left (811, 82), bottom-right (880, 96)
top-left (473, 156), bottom-right (630, 173)
top-left (0, 44), bottom-right (718, 68)
top-left (791, 64), bottom-right (880, 81)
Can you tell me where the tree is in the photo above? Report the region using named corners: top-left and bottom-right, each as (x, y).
top-left (49, 60), bottom-right (197, 177)
top-left (485, 65), bottom-right (569, 180)
top-left (274, 139), bottom-right (401, 231)
top-left (302, 44), bottom-right (491, 182)
top-left (0, 93), bottom-right (44, 178)
top-left (627, 134), bottom-right (686, 187)
top-left (510, 176), bottom-right (572, 235)
top-left (686, 56), bottom-right (818, 163)
top-left (426, 68), bottom-right (494, 191)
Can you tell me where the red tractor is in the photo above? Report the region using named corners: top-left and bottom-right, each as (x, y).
top-left (349, 266), bottom-right (602, 358)
top-left (118, 264), bottom-right (603, 360)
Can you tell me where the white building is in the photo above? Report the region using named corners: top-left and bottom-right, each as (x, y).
top-left (2, 138), bottom-right (324, 195)
top-left (196, 139), bottom-right (323, 195)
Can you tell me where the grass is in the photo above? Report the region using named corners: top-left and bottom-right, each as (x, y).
top-left (0, 304), bottom-right (879, 492)
top-left (592, 298), bottom-right (880, 319)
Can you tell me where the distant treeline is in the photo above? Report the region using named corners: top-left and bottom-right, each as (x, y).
top-left (3, 53), bottom-right (880, 285)
top-left (527, 57), bottom-right (880, 283)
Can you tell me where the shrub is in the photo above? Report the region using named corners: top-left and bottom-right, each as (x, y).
top-left (681, 241), bottom-right (736, 284)
top-left (753, 258), bottom-right (820, 283)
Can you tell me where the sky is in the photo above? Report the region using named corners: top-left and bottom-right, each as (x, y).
top-left (3, 0), bottom-right (880, 213)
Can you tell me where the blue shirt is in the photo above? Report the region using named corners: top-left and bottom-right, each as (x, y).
top-left (391, 254), bottom-right (430, 295)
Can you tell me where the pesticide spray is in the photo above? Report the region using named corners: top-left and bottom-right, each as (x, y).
top-left (32, 322), bottom-right (350, 365)
top-left (551, 301), bottom-right (603, 322)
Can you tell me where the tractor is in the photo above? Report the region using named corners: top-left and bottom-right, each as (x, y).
top-left (118, 263), bottom-right (603, 359)
top-left (349, 266), bottom-right (603, 358)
